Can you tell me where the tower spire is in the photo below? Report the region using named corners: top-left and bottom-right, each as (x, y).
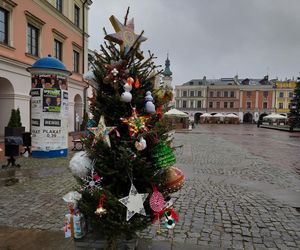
top-left (163, 54), bottom-right (172, 77)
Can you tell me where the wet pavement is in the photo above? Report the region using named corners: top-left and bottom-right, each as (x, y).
top-left (0, 125), bottom-right (299, 249)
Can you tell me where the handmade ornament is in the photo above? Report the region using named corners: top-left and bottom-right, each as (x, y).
top-left (120, 107), bottom-right (149, 137)
top-left (127, 148), bottom-right (137, 161)
top-left (95, 194), bottom-right (107, 217)
top-left (120, 82), bottom-right (132, 102)
top-left (111, 68), bottom-right (119, 76)
top-left (127, 76), bottom-right (134, 85)
top-left (69, 151), bottom-right (93, 178)
top-left (163, 209), bottom-right (178, 229)
top-left (161, 166), bottom-right (185, 194)
top-left (88, 116), bottom-right (116, 147)
top-left (104, 15), bottom-right (147, 55)
top-left (145, 91), bottom-right (156, 113)
top-left (156, 105), bottom-right (163, 120)
top-left (119, 183), bottom-right (148, 221)
top-left (135, 137), bottom-right (147, 151)
top-left (152, 140), bottom-right (176, 169)
top-left (149, 184), bottom-right (165, 213)
top-left (81, 168), bottom-right (102, 191)
top-left (103, 60), bottom-right (128, 85)
top-left (134, 78), bottom-right (140, 89)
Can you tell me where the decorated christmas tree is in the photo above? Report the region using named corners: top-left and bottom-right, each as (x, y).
top-left (67, 9), bottom-right (184, 248)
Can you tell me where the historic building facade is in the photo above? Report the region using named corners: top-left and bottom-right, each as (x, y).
top-left (0, 0), bottom-right (92, 137)
top-left (175, 76), bottom-right (294, 123)
top-left (275, 80), bottom-right (297, 114)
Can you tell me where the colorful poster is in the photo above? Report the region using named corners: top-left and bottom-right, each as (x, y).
top-left (30, 73), bottom-right (69, 155)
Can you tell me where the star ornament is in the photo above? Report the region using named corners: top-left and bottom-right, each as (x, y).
top-left (119, 183), bottom-right (149, 221)
top-left (105, 15), bottom-right (147, 54)
top-left (88, 116), bottom-right (116, 147)
top-left (120, 108), bottom-right (149, 138)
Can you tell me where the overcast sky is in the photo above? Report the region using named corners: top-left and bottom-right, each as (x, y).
top-left (88, 0), bottom-right (300, 85)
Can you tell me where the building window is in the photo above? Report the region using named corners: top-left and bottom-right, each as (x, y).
top-left (197, 90), bottom-right (202, 97)
top-left (289, 92), bottom-right (294, 98)
top-left (0, 7), bottom-right (9, 44)
top-left (182, 100), bottom-right (187, 108)
top-left (217, 91), bottom-right (221, 97)
top-left (230, 91), bottom-right (235, 98)
top-left (279, 103), bottom-right (283, 109)
top-left (197, 100), bottom-right (201, 108)
top-left (190, 101), bottom-right (194, 108)
top-left (56, 0), bottom-right (63, 13)
top-left (74, 5), bottom-right (80, 27)
top-left (246, 102), bottom-right (251, 109)
top-left (210, 91), bottom-right (214, 97)
top-left (182, 91), bottom-right (187, 97)
top-left (216, 102), bottom-right (220, 108)
top-left (263, 91), bottom-right (268, 97)
top-left (209, 102), bottom-right (213, 108)
top-left (230, 102), bottom-right (234, 108)
top-left (27, 24), bottom-right (39, 56)
top-left (279, 92), bottom-right (284, 98)
top-left (190, 91), bottom-right (194, 97)
top-left (224, 102), bottom-right (228, 108)
top-left (54, 39), bottom-right (63, 61)
top-left (247, 91), bottom-right (251, 98)
top-left (263, 102), bottom-right (268, 109)
top-left (73, 50), bottom-right (80, 73)
top-left (224, 91), bottom-right (228, 97)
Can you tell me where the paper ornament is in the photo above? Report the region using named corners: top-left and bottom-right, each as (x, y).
top-left (119, 183), bottom-right (148, 221)
top-left (104, 15), bottom-right (147, 54)
top-left (149, 184), bottom-right (165, 213)
top-left (69, 151), bottom-right (93, 178)
top-left (81, 167), bottom-right (102, 191)
top-left (120, 108), bottom-right (149, 137)
top-left (135, 137), bottom-right (147, 151)
top-left (145, 91), bottom-right (156, 113)
top-left (88, 116), bottom-right (116, 147)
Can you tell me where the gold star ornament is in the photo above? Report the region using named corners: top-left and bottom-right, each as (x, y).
top-left (105, 15), bottom-right (147, 55)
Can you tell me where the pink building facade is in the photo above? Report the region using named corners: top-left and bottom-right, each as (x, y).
top-left (0, 0), bottom-right (92, 137)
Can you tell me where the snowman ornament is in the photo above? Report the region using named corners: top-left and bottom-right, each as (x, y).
top-left (145, 91), bottom-right (156, 113)
top-left (120, 77), bottom-right (133, 102)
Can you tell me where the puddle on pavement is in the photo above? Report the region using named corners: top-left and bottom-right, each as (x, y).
top-left (0, 166), bottom-right (67, 187)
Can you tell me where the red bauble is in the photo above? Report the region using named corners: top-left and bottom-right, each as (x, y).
top-left (161, 166), bottom-right (185, 194)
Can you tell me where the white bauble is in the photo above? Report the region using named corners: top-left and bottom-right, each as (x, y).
top-left (121, 92), bottom-right (132, 102)
top-left (145, 101), bottom-right (156, 113)
top-left (135, 137), bottom-right (147, 151)
top-left (69, 151), bottom-right (93, 178)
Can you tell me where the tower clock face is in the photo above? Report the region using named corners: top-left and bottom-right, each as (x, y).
top-left (123, 30), bottom-right (135, 46)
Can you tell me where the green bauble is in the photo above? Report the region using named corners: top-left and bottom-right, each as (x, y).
top-left (152, 140), bottom-right (176, 168)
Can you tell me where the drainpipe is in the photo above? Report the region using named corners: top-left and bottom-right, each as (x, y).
top-left (82, 0), bottom-right (88, 114)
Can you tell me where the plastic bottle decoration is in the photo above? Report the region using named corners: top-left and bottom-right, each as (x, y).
top-left (120, 77), bottom-right (133, 102)
top-left (145, 91), bottom-right (156, 113)
top-left (135, 137), bottom-right (147, 151)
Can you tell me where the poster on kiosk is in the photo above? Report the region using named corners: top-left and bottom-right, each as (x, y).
top-left (27, 55), bottom-right (71, 157)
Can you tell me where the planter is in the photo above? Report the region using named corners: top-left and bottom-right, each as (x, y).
top-left (5, 127), bottom-right (25, 137)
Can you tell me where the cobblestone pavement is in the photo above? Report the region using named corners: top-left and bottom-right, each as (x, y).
top-left (0, 125), bottom-right (299, 249)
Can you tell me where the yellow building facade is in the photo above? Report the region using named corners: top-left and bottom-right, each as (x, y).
top-left (275, 81), bottom-right (296, 114)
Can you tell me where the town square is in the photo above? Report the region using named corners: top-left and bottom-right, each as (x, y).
top-left (0, 0), bottom-right (299, 249)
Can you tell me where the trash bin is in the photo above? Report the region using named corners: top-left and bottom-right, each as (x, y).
top-left (2, 136), bottom-right (23, 168)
